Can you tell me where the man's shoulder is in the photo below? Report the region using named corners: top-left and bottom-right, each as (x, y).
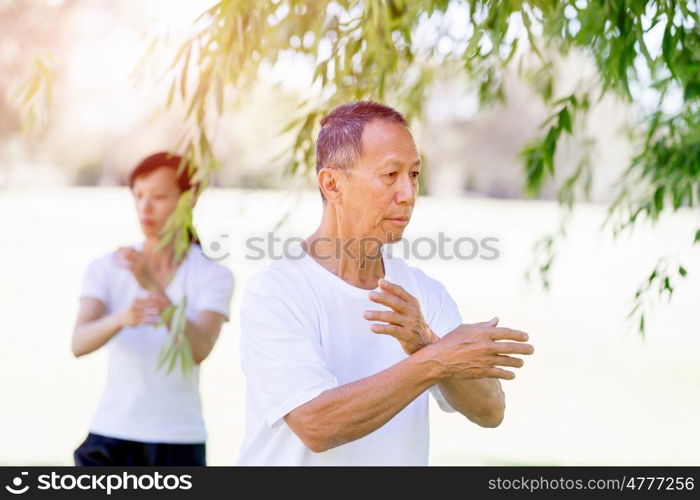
top-left (243, 256), bottom-right (309, 301)
top-left (239, 257), bottom-right (317, 330)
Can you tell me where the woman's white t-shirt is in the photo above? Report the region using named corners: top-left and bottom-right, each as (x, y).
top-left (237, 243), bottom-right (463, 465)
top-left (80, 242), bottom-right (234, 444)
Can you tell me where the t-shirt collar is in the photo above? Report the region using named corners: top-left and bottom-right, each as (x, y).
top-left (296, 241), bottom-right (392, 298)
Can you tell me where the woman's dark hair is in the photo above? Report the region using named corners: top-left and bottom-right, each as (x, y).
top-left (128, 152), bottom-right (200, 246)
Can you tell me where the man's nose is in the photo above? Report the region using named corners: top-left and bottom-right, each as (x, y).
top-left (395, 173), bottom-right (417, 205)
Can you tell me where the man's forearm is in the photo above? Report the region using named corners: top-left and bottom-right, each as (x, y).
top-left (285, 346), bottom-right (443, 453)
top-left (428, 328), bottom-right (506, 427)
top-left (438, 377), bottom-right (505, 427)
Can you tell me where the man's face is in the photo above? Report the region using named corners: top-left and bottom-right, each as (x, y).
top-left (335, 119), bottom-right (420, 245)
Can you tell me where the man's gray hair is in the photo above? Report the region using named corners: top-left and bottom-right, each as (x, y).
top-left (315, 101), bottom-right (408, 200)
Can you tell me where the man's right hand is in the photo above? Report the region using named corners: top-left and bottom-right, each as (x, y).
top-left (425, 320), bottom-right (534, 381)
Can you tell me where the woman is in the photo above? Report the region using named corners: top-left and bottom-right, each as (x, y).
top-left (71, 152), bottom-right (234, 466)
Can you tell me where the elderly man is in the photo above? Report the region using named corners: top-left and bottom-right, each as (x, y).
top-left (237, 101), bottom-right (534, 465)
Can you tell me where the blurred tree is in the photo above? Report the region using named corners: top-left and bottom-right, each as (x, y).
top-left (0, 1), bottom-right (70, 137)
top-left (14, 0), bottom-right (699, 340)
top-left (160, 0), bottom-right (697, 337)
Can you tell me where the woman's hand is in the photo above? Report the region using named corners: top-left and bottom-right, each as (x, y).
top-left (114, 247), bottom-right (162, 293)
top-left (119, 293), bottom-right (172, 328)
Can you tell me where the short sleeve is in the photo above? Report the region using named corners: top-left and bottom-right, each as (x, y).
top-left (197, 264), bottom-right (235, 321)
top-left (430, 385), bottom-right (456, 413)
top-left (425, 279), bottom-right (463, 338)
top-left (240, 289), bottom-right (338, 428)
top-left (80, 256), bottom-right (110, 304)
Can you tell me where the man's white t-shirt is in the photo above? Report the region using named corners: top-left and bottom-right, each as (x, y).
top-left (79, 241), bottom-right (234, 444)
top-left (237, 242), bottom-right (463, 465)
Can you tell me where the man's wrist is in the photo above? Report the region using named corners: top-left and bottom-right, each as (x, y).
top-left (409, 341), bottom-right (445, 384)
top-left (428, 328), bottom-right (441, 344)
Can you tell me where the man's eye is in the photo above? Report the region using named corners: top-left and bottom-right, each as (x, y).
top-left (411, 171), bottom-right (420, 179)
top-left (385, 172), bottom-right (398, 178)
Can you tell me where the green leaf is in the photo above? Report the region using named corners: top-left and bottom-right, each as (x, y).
top-left (215, 78), bottom-right (224, 115)
top-left (167, 343), bottom-right (178, 374)
top-left (22, 109), bottom-right (37, 135)
top-left (559, 107), bottom-right (572, 134)
top-left (648, 269), bottom-right (657, 284)
top-left (180, 44), bottom-right (192, 100)
top-left (166, 79), bottom-right (177, 108)
top-left (653, 186), bottom-right (664, 213)
top-left (157, 304), bottom-right (175, 328)
top-left (20, 76), bottom-right (41, 106)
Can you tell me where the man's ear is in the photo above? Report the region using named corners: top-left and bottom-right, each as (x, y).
top-left (318, 167), bottom-right (342, 203)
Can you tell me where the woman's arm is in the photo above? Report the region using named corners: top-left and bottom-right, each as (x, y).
top-left (72, 296), bottom-right (157, 357)
top-left (182, 311), bottom-right (226, 364)
top-left (72, 298), bottom-right (124, 357)
top-left (113, 248), bottom-right (229, 363)
top-left (144, 292), bottom-right (227, 364)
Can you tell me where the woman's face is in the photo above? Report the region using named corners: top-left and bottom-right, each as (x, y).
top-left (131, 166), bottom-right (182, 238)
